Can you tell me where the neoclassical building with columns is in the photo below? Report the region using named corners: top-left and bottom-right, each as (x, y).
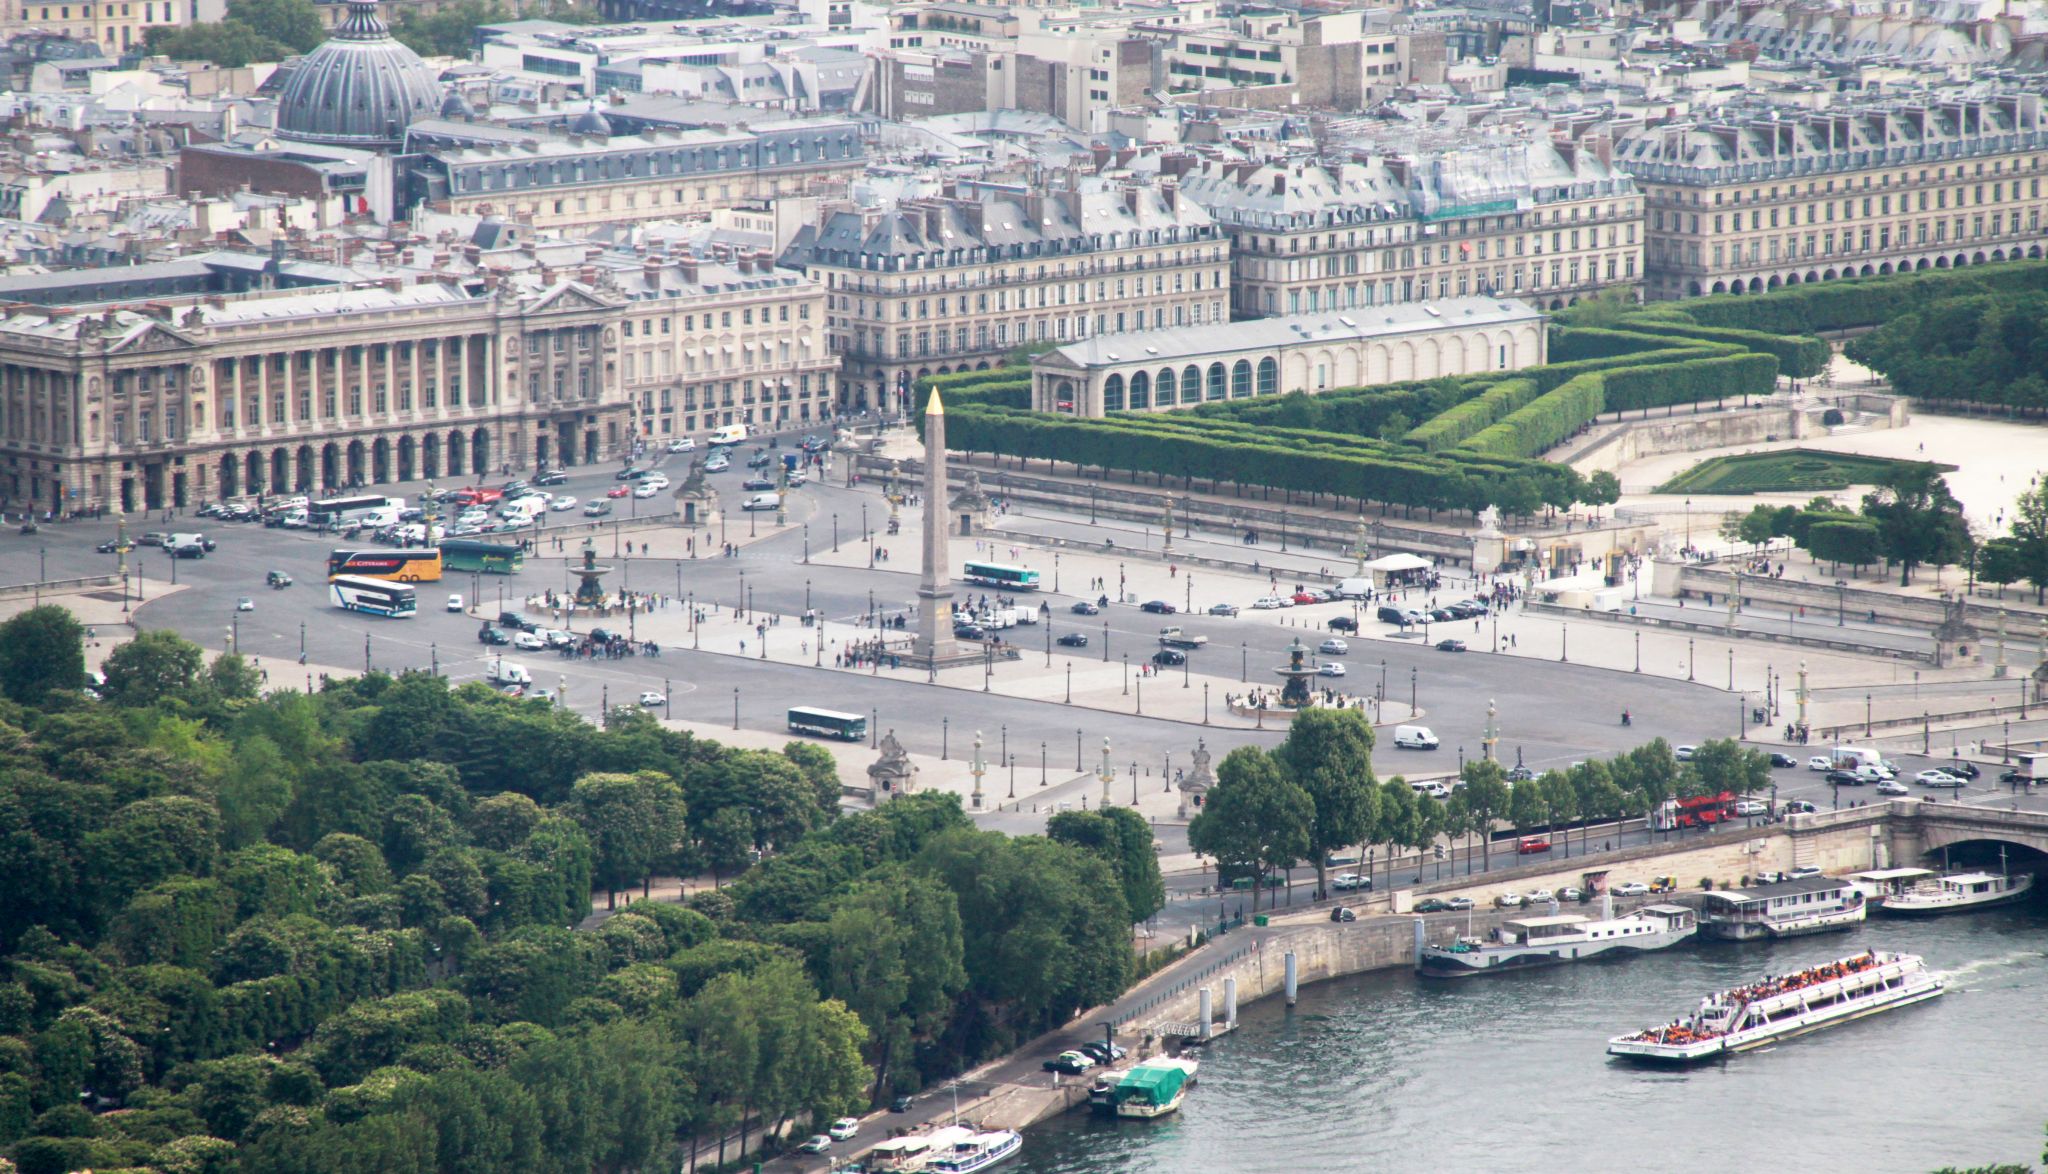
top-left (0, 275), bottom-right (634, 515)
top-left (1029, 297), bottom-right (1545, 417)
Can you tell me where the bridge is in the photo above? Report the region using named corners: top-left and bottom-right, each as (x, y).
top-left (1786, 801), bottom-right (2048, 871)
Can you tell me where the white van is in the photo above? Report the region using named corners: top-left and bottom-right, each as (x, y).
top-left (1409, 780), bottom-right (1452, 799)
top-left (1393, 724), bottom-right (1440, 750)
top-left (741, 492), bottom-right (779, 511)
top-left (708, 423), bottom-right (749, 447)
top-left (1333, 578), bottom-right (1373, 600)
top-left (486, 661), bottom-right (532, 686)
top-left (1830, 746), bottom-right (1891, 776)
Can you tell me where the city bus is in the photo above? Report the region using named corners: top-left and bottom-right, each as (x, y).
top-left (326, 548), bottom-right (445, 582)
top-left (330, 575), bottom-right (418, 617)
top-left (438, 538), bottom-right (526, 575)
top-left (307, 494), bottom-right (393, 527)
top-left (962, 561), bottom-right (1041, 591)
top-left (787, 706), bottom-right (867, 742)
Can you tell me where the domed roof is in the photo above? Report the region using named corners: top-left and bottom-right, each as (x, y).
top-left (569, 103), bottom-right (612, 137)
top-left (276, 0), bottom-right (441, 151)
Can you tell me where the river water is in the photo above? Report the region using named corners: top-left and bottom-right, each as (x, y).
top-left (1013, 904), bottom-right (2048, 1174)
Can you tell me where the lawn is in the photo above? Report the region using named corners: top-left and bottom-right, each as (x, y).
top-left (1656, 449), bottom-right (1957, 495)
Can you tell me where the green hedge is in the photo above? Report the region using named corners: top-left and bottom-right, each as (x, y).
top-left (1602, 352), bottom-right (1780, 412)
top-left (1680, 260), bottom-right (2048, 334)
top-left (1405, 378), bottom-right (1540, 451)
top-left (913, 368), bottom-right (1030, 416)
top-left (1614, 318), bottom-right (1830, 379)
top-left (1547, 326), bottom-right (1694, 362)
top-left (1460, 373), bottom-right (1604, 458)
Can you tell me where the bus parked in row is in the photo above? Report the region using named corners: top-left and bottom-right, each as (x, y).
top-left (330, 575), bottom-right (417, 617)
top-left (326, 549), bottom-right (445, 582)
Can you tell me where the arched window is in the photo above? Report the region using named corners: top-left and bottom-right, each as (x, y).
top-left (1257, 357), bottom-right (1278, 395)
top-left (1206, 363), bottom-right (1226, 401)
top-left (1183, 365), bottom-right (1203, 404)
top-left (1129, 370), bottom-right (1150, 410)
top-left (1231, 359), bottom-right (1252, 398)
top-left (1103, 373), bottom-right (1124, 412)
top-left (1156, 367), bottom-right (1176, 405)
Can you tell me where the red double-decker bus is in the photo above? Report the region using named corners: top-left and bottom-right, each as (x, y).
top-left (1652, 791), bottom-right (1737, 831)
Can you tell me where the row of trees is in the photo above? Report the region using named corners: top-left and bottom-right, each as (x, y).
top-left (145, 0), bottom-right (323, 69)
top-left (1846, 290), bottom-right (2048, 413)
top-left (1190, 720), bottom-right (1775, 901)
top-left (0, 607), bottom-right (1162, 1172)
top-left (1728, 463), bottom-right (1982, 587)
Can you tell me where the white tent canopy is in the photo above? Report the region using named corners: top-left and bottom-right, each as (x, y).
top-left (1364, 553), bottom-right (1432, 573)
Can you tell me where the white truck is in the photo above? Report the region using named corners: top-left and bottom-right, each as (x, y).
top-left (1158, 627), bottom-right (1208, 649)
top-left (486, 661), bottom-right (533, 687)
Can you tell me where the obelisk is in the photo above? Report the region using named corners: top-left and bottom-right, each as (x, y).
top-left (914, 386), bottom-right (957, 666)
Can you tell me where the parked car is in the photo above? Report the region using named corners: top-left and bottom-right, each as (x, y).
top-left (1376, 606), bottom-right (1407, 624)
top-left (826, 1116), bottom-right (857, 1142)
top-left (1070, 601), bottom-right (1100, 616)
top-left (1494, 892), bottom-right (1525, 908)
top-left (1331, 873), bottom-right (1366, 891)
top-left (1413, 898), bottom-right (1452, 913)
top-left (1318, 637), bottom-right (1350, 655)
top-left (1317, 662), bottom-right (1346, 677)
top-left (1208, 603), bottom-right (1241, 617)
top-left (1057, 633), bottom-right (1089, 648)
top-left (535, 470), bottom-right (568, 486)
top-left (1291, 591), bottom-right (1320, 605)
top-left (1040, 1051), bottom-right (1095, 1074)
top-left (1612, 881), bottom-right (1652, 897)
top-left (1139, 600), bottom-right (1176, 614)
top-left (1329, 907), bottom-right (1357, 923)
top-left (1516, 835), bottom-right (1552, 855)
top-left (1444, 896), bottom-right (1474, 911)
top-left (798, 1136), bottom-right (832, 1155)
top-left (1151, 649), bottom-right (1187, 667)
top-left (1252, 596), bottom-right (1288, 610)
top-left (1506, 765), bottom-right (1537, 783)
top-left (890, 1094), bottom-right (916, 1113)
top-left (1435, 639), bottom-right (1468, 652)
top-left (1525, 888), bottom-right (1556, 904)
top-left (1079, 1042), bottom-right (1126, 1064)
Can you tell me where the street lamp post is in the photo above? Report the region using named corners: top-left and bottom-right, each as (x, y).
top-left (732, 687), bottom-right (739, 730)
top-left (1633, 630), bottom-right (1641, 673)
top-left (1688, 638), bottom-right (1695, 681)
top-left (969, 731), bottom-right (985, 810)
top-left (1041, 742), bottom-right (1047, 786)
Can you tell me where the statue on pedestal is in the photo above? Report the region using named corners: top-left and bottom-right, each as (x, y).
top-left (1476, 504), bottom-right (1504, 537)
top-left (1178, 739), bottom-right (1215, 819)
top-left (867, 729), bottom-right (917, 800)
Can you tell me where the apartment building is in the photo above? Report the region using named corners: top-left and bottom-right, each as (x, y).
top-left (1, 0), bottom-right (186, 53)
top-left (607, 249), bottom-right (838, 438)
top-left (1176, 139), bottom-right (1642, 318)
top-left (791, 185), bottom-right (1229, 412)
top-left (1616, 91), bottom-right (2048, 300)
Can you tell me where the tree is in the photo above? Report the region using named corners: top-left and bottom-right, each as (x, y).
top-left (816, 873), bottom-right (964, 1105)
top-left (1687, 738), bottom-right (1772, 800)
top-left (1046, 807), bottom-right (1165, 924)
top-left (1187, 747), bottom-right (1312, 911)
top-left (1507, 773), bottom-right (1549, 838)
top-left (1737, 503), bottom-right (1779, 550)
top-left (228, 0), bottom-right (323, 51)
top-left (1457, 759), bottom-right (1510, 872)
top-left (1540, 770), bottom-right (1579, 859)
top-left (1861, 463), bottom-right (1970, 585)
top-left (0, 605), bottom-right (86, 705)
top-left (1271, 707), bottom-right (1379, 899)
top-left (1978, 536), bottom-right (2027, 599)
top-left (1584, 470), bottom-right (1622, 517)
top-left (147, 20), bottom-right (291, 67)
top-left (567, 771), bottom-right (687, 908)
top-left (101, 630), bottom-right (204, 707)
top-left (2007, 475), bottom-right (2048, 603)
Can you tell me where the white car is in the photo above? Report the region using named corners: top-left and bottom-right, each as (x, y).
top-left (1733, 799), bottom-right (1767, 816)
top-left (1317, 662), bottom-right (1346, 678)
top-left (1557, 886), bottom-right (1584, 902)
top-left (642, 473), bottom-right (669, 490)
top-left (1494, 891), bottom-right (1525, 908)
top-left (1526, 888), bottom-right (1556, 904)
top-left (1674, 745), bottom-right (1697, 761)
top-left (1612, 881), bottom-right (1651, 897)
top-left (667, 437), bottom-right (696, 452)
top-left (827, 1118), bottom-right (859, 1142)
top-left (633, 482), bottom-right (660, 499)
top-left (446, 593), bottom-right (464, 612)
top-left (1251, 596), bottom-right (1287, 610)
top-left (1914, 769), bottom-right (1965, 789)
top-left (513, 632), bottom-right (546, 651)
top-left (1318, 638), bottom-right (1350, 655)
top-left (798, 1136), bottom-right (831, 1155)
top-left (1875, 779), bottom-right (1910, 796)
top-left (1331, 872), bottom-right (1365, 891)
top-left (236, 597), bottom-right (255, 612)
top-left (638, 691), bottom-right (666, 707)
top-left (549, 496), bottom-right (578, 511)
top-left (1808, 756), bottom-right (1833, 772)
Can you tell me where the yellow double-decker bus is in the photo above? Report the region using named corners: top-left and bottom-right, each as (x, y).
top-left (325, 549), bottom-right (444, 583)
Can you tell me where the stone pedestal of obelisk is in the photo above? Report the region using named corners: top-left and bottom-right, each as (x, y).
top-left (912, 387), bottom-right (959, 668)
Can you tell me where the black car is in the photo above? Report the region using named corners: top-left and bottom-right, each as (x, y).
top-left (1413, 898), bottom-right (1452, 913)
top-left (501, 480), bottom-right (529, 494)
top-left (1041, 1054), bottom-right (1092, 1075)
top-left (1329, 907), bottom-right (1357, 923)
top-left (171, 544), bottom-right (205, 559)
top-left (95, 539), bottom-right (125, 553)
top-left (1769, 752), bottom-right (1799, 768)
top-left (614, 467), bottom-right (640, 481)
top-left (1139, 600), bottom-right (1175, 614)
top-left (1376, 606), bottom-right (1406, 624)
top-left (747, 452), bottom-right (773, 469)
top-left (479, 627), bottom-right (511, 646)
top-left (1151, 649), bottom-right (1187, 666)
top-left (1057, 633), bottom-right (1089, 648)
top-left (1941, 760), bottom-right (1981, 779)
top-left (1825, 769), bottom-right (1866, 786)
top-left (1435, 639), bottom-right (1467, 652)
top-left (742, 477), bottom-right (776, 491)
top-left (1327, 616), bottom-right (1357, 632)
top-left (498, 611), bottom-right (538, 632)
top-left (1079, 1042), bottom-right (1126, 1064)
top-left (535, 470), bottom-right (568, 486)
top-left (953, 624), bottom-right (985, 641)
top-left (1429, 608), bottom-right (1457, 623)
top-left (1070, 601), bottom-right (1100, 616)
top-left (890, 1094), bottom-right (916, 1113)
top-left (1505, 765), bottom-right (1537, 783)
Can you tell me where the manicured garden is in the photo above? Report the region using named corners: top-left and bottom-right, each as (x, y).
top-left (1656, 449), bottom-right (1958, 495)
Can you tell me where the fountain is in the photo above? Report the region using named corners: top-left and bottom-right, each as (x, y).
top-left (571, 536), bottom-right (612, 609)
top-left (1273, 636), bottom-right (1317, 709)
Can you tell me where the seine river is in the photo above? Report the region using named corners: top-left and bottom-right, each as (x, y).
top-left (1012, 904), bottom-right (2048, 1174)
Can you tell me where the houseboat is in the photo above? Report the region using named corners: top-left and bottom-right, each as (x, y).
top-left (1845, 867), bottom-right (1938, 908)
top-left (1090, 1057), bottom-right (1199, 1119)
top-left (1607, 950), bottom-right (1944, 1064)
top-left (925, 1128), bottom-right (1022, 1173)
top-left (1879, 869), bottom-right (2034, 915)
top-left (1697, 875), bottom-right (1866, 940)
top-left (1416, 904), bottom-right (1697, 977)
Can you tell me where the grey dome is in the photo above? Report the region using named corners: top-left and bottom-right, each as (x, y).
top-left (276, 0), bottom-right (441, 150)
top-left (569, 104), bottom-right (612, 136)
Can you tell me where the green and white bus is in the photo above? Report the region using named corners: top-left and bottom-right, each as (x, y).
top-left (439, 538), bottom-right (526, 575)
top-left (787, 706), bottom-right (867, 742)
top-left (962, 561), bottom-right (1041, 590)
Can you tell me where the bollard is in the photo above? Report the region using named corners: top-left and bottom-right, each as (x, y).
top-left (1198, 987), bottom-right (1213, 1039)
top-left (1602, 892), bottom-right (1613, 921)
top-left (1224, 976), bottom-right (1238, 1029)
top-left (1283, 951), bottom-right (1298, 1007)
top-left (1413, 917), bottom-right (1425, 962)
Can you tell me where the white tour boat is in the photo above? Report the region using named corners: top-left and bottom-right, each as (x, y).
top-left (1697, 875), bottom-right (1867, 940)
top-left (924, 1128), bottom-right (1022, 1174)
top-left (1879, 869), bottom-right (2034, 915)
top-left (1845, 867), bottom-right (1939, 908)
top-left (1416, 904), bottom-right (1697, 978)
top-left (1606, 949), bottom-right (1945, 1065)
